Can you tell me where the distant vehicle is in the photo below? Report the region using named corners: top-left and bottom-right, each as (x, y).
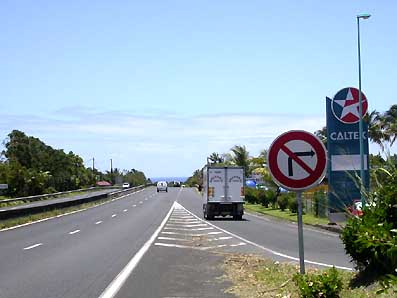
top-left (348, 200), bottom-right (363, 217)
top-left (202, 166), bottom-right (245, 220)
top-left (157, 181), bottom-right (168, 192)
top-left (122, 182), bottom-right (130, 189)
top-left (173, 181), bottom-right (181, 187)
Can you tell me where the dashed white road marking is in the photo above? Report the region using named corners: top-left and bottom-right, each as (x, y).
top-left (112, 214), bottom-right (117, 218)
top-left (133, 205), bottom-right (137, 207)
top-left (144, 198), bottom-right (148, 201)
top-left (69, 230), bottom-right (80, 235)
top-left (123, 209), bottom-right (128, 212)
top-left (23, 243), bottom-right (43, 250)
top-left (95, 221), bottom-right (103, 225)
top-left (139, 201), bottom-right (143, 204)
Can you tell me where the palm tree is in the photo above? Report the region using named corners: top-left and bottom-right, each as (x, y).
top-left (230, 145), bottom-right (250, 176)
top-left (208, 152), bottom-right (224, 165)
top-left (382, 105), bottom-right (397, 146)
top-left (365, 110), bottom-right (386, 150)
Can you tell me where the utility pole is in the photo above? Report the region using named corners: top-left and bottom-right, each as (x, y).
top-left (92, 157), bottom-right (95, 172)
top-left (110, 158), bottom-right (113, 174)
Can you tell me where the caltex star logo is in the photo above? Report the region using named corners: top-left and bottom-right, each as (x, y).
top-left (331, 87), bottom-right (368, 124)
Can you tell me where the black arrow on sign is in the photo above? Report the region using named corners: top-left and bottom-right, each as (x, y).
top-left (288, 150), bottom-right (315, 176)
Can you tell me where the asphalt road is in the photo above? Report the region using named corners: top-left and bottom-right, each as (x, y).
top-left (0, 187), bottom-right (353, 298)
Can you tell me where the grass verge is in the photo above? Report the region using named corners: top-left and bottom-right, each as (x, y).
top-left (245, 203), bottom-right (329, 226)
top-left (222, 253), bottom-right (392, 298)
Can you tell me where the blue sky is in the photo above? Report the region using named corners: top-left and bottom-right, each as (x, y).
top-left (1, 1), bottom-right (396, 178)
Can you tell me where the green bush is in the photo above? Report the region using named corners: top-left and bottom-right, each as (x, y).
top-left (258, 190), bottom-right (269, 207)
top-left (266, 189), bottom-right (277, 208)
top-left (245, 187), bottom-right (259, 204)
top-left (277, 194), bottom-right (289, 211)
top-left (341, 158), bottom-right (397, 275)
top-left (314, 191), bottom-right (327, 218)
top-left (289, 197), bottom-right (298, 213)
top-left (293, 267), bottom-right (343, 298)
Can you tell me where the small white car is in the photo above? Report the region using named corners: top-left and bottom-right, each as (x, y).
top-left (157, 181), bottom-right (168, 192)
top-left (122, 182), bottom-right (130, 189)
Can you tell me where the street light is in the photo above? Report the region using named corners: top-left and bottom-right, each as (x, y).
top-left (357, 13), bottom-right (371, 206)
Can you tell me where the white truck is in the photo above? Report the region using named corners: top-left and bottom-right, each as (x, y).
top-left (202, 166), bottom-right (245, 220)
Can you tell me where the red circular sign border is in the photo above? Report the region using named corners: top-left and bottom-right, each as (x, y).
top-left (267, 130), bottom-right (327, 191)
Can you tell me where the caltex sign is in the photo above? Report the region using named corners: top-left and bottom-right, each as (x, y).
top-left (326, 87), bottom-right (370, 215)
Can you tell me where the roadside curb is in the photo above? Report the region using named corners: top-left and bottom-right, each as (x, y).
top-left (246, 210), bottom-right (344, 234)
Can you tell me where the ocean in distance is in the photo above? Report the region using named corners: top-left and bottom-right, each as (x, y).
top-left (150, 177), bottom-right (188, 183)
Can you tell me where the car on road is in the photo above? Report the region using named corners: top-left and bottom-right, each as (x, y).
top-left (157, 181), bottom-right (168, 192)
top-left (348, 200), bottom-right (363, 217)
top-left (122, 182), bottom-right (130, 189)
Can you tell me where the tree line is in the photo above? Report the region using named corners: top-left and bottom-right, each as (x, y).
top-left (0, 130), bottom-right (149, 197)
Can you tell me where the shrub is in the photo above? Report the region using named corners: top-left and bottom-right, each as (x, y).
top-left (293, 267), bottom-right (343, 298)
top-left (289, 197), bottom-right (298, 213)
top-left (341, 157), bottom-right (397, 275)
top-left (277, 194), bottom-right (289, 211)
top-left (258, 190), bottom-right (269, 207)
top-left (245, 187), bottom-right (259, 204)
top-left (266, 189), bottom-right (277, 208)
top-left (314, 191), bottom-right (327, 217)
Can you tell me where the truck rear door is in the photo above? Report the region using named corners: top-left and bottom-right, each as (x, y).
top-left (208, 168), bottom-right (226, 202)
top-left (226, 168), bottom-right (244, 202)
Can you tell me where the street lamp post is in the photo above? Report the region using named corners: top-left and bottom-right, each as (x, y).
top-left (357, 13), bottom-right (371, 207)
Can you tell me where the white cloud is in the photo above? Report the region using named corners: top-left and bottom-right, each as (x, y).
top-left (8, 109), bottom-right (393, 177)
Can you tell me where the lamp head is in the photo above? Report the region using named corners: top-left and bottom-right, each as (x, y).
top-left (357, 13), bottom-right (371, 20)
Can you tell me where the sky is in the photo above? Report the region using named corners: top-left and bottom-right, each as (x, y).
top-left (1, 1), bottom-right (396, 178)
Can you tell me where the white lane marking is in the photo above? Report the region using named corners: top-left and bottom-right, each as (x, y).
top-left (178, 203), bottom-right (354, 271)
top-left (123, 209), bottom-right (128, 212)
top-left (161, 231), bottom-right (208, 237)
top-left (98, 195), bottom-right (181, 298)
top-left (154, 242), bottom-right (228, 250)
top-left (207, 236), bottom-right (233, 242)
top-left (132, 204), bottom-right (137, 207)
top-left (166, 223), bottom-right (207, 228)
top-left (95, 221), bottom-right (103, 225)
top-left (69, 229), bottom-right (80, 235)
top-left (164, 227), bottom-right (214, 231)
top-left (23, 243), bottom-right (43, 250)
top-left (207, 231), bottom-right (223, 235)
top-left (157, 237), bottom-right (191, 242)
top-left (112, 214), bottom-right (117, 218)
top-left (230, 242), bottom-right (247, 247)
top-left (1, 188), bottom-right (150, 232)
top-left (144, 198), bottom-right (148, 201)
top-left (139, 201), bottom-right (143, 204)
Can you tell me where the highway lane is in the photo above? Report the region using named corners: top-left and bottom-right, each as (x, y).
top-left (0, 186), bottom-right (353, 298)
top-left (0, 186), bottom-right (176, 298)
top-left (178, 188), bottom-right (353, 270)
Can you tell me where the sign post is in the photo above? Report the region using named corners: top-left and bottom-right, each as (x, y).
top-left (268, 130), bottom-right (327, 274)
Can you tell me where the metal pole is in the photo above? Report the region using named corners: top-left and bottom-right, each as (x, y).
top-left (110, 158), bottom-right (113, 174)
top-left (357, 16), bottom-right (365, 207)
top-left (92, 157), bottom-right (95, 172)
top-left (297, 191), bottom-right (305, 274)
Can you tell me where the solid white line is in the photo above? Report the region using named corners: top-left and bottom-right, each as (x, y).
top-left (69, 229), bottom-right (80, 235)
top-left (95, 221), bottom-right (103, 225)
top-left (123, 209), bottom-right (128, 212)
top-left (178, 203), bottom-right (354, 271)
top-left (112, 214), bottom-right (117, 218)
top-left (98, 201), bottom-right (176, 298)
top-left (23, 243), bottom-right (43, 250)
